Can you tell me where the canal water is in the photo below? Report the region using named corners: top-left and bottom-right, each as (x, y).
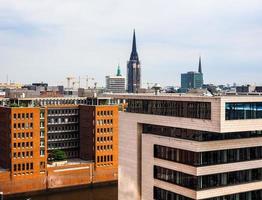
top-left (6, 185), bottom-right (117, 200)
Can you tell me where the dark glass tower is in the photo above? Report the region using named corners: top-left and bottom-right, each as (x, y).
top-left (127, 30), bottom-right (141, 93)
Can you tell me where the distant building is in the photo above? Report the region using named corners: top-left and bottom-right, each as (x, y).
top-left (105, 66), bottom-right (126, 93)
top-left (127, 30), bottom-right (141, 93)
top-left (180, 57), bottom-right (203, 92)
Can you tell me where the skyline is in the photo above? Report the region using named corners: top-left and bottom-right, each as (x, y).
top-left (0, 0), bottom-right (262, 87)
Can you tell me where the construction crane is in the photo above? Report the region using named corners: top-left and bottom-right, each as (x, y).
top-left (66, 77), bottom-right (75, 89)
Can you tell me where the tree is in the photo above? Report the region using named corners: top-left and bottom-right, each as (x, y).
top-left (51, 149), bottom-right (67, 161)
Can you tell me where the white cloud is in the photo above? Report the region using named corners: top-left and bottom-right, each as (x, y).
top-left (0, 0), bottom-right (262, 86)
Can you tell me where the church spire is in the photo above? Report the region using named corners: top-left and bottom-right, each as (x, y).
top-left (198, 56), bottom-right (202, 74)
top-left (116, 64), bottom-right (121, 76)
top-left (130, 29), bottom-right (139, 61)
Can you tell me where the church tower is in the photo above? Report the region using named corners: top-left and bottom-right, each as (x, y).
top-left (127, 30), bottom-right (141, 93)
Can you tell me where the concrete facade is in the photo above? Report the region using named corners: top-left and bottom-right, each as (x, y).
top-left (118, 95), bottom-right (262, 200)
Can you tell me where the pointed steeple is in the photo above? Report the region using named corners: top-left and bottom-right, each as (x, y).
top-left (198, 56), bottom-right (202, 74)
top-left (116, 64), bottom-right (121, 76)
top-left (130, 29), bottom-right (139, 61)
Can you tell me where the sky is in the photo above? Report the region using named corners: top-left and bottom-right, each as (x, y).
top-left (0, 0), bottom-right (262, 88)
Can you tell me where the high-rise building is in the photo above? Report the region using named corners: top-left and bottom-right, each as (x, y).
top-left (118, 94), bottom-right (262, 200)
top-left (106, 65), bottom-right (126, 93)
top-left (127, 30), bottom-right (141, 93)
top-left (181, 57), bottom-right (203, 92)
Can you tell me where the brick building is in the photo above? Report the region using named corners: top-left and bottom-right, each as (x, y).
top-left (0, 97), bottom-right (118, 196)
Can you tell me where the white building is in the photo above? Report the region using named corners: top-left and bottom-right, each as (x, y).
top-left (118, 93), bottom-right (262, 200)
top-left (105, 66), bottom-right (125, 93)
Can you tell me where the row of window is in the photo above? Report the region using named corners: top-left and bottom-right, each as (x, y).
top-left (48, 133), bottom-right (79, 140)
top-left (13, 123), bottom-right (33, 129)
top-left (154, 145), bottom-right (262, 166)
top-left (48, 125), bottom-right (78, 132)
top-left (143, 124), bottom-right (262, 141)
top-left (13, 132), bottom-right (33, 139)
top-left (40, 99), bottom-right (86, 106)
top-left (97, 155), bottom-right (113, 163)
top-left (13, 113), bottom-right (33, 120)
top-left (127, 99), bottom-right (211, 119)
top-left (48, 117), bottom-right (78, 124)
top-left (97, 136), bottom-right (113, 142)
top-left (153, 187), bottom-right (262, 200)
top-left (13, 163), bottom-right (34, 171)
top-left (154, 166), bottom-right (262, 190)
top-left (97, 119), bottom-right (114, 125)
top-left (48, 141), bottom-right (79, 149)
top-left (226, 102), bottom-right (262, 120)
top-left (13, 151), bottom-right (33, 159)
top-left (97, 110), bottom-right (114, 116)
top-left (14, 142), bottom-right (33, 149)
top-left (97, 145), bottom-right (113, 151)
top-left (48, 109), bottom-right (79, 115)
top-left (97, 128), bottom-right (113, 134)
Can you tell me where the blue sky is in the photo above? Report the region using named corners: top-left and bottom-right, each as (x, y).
top-left (0, 0), bottom-right (262, 87)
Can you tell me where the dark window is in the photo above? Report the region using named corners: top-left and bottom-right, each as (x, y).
top-left (153, 187), bottom-right (262, 200)
top-left (143, 124), bottom-right (262, 141)
top-left (154, 145), bottom-right (262, 166)
top-left (127, 99), bottom-right (211, 119)
top-left (226, 102), bottom-right (262, 120)
top-left (154, 166), bottom-right (262, 190)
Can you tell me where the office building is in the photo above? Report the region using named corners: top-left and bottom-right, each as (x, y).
top-left (118, 94), bottom-right (262, 200)
top-left (106, 66), bottom-right (126, 93)
top-left (181, 57), bottom-right (203, 92)
top-left (0, 96), bottom-right (119, 195)
top-left (127, 30), bottom-right (141, 93)
top-left (0, 106), bottom-right (47, 177)
top-left (80, 105), bottom-right (118, 182)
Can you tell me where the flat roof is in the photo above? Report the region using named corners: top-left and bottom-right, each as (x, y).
top-left (103, 93), bottom-right (262, 102)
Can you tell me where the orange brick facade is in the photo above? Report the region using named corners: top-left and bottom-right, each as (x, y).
top-left (0, 104), bottom-right (118, 196)
top-left (79, 105), bottom-right (118, 183)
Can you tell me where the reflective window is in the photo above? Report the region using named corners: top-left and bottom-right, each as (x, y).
top-left (226, 102), bottom-right (262, 120)
top-left (127, 99), bottom-right (211, 119)
top-left (143, 124), bottom-right (262, 141)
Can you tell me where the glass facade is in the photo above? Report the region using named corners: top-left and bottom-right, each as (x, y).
top-left (143, 124), bottom-right (262, 141)
top-left (226, 102), bottom-right (262, 120)
top-left (127, 100), bottom-right (211, 119)
top-left (154, 145), bottom-right (262, 166)
top-left (154, 187), bottom-right (262, 200)
top-left (154, 166), bottom-right (262, 190)
top-left (154, 187), bottom-right (193, 200)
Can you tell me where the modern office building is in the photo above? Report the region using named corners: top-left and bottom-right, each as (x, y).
top-left (106, 66), bottom-right (126, 93)
top-left (127, 30), bottom-right (141, 93)
top-left (47, 105), bottom-right (80, 158)
top-left (118, 94), bottom-right (262, 200)
top-left (181, 57), bottom-right (203, 92)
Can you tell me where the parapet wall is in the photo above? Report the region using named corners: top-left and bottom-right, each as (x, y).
top-left (0, 162), bottom-right (118, 196)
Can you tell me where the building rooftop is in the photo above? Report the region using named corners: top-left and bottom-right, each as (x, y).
top-left (103, 92), bottom-right (262, 101)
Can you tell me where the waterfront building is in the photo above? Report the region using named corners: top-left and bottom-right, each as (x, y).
top-left (106, 66), bottom-right (126, 93)
top-left (118, 93), bottom-right (262, 200)
top-left (181, 57), bottom-right (203, 92)
top-left (127, 30), bottom-right (141, 93)
top-left (0, 106), bottom-right (47, 177)
top-left (0, 96), bottom-right (119, 196)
